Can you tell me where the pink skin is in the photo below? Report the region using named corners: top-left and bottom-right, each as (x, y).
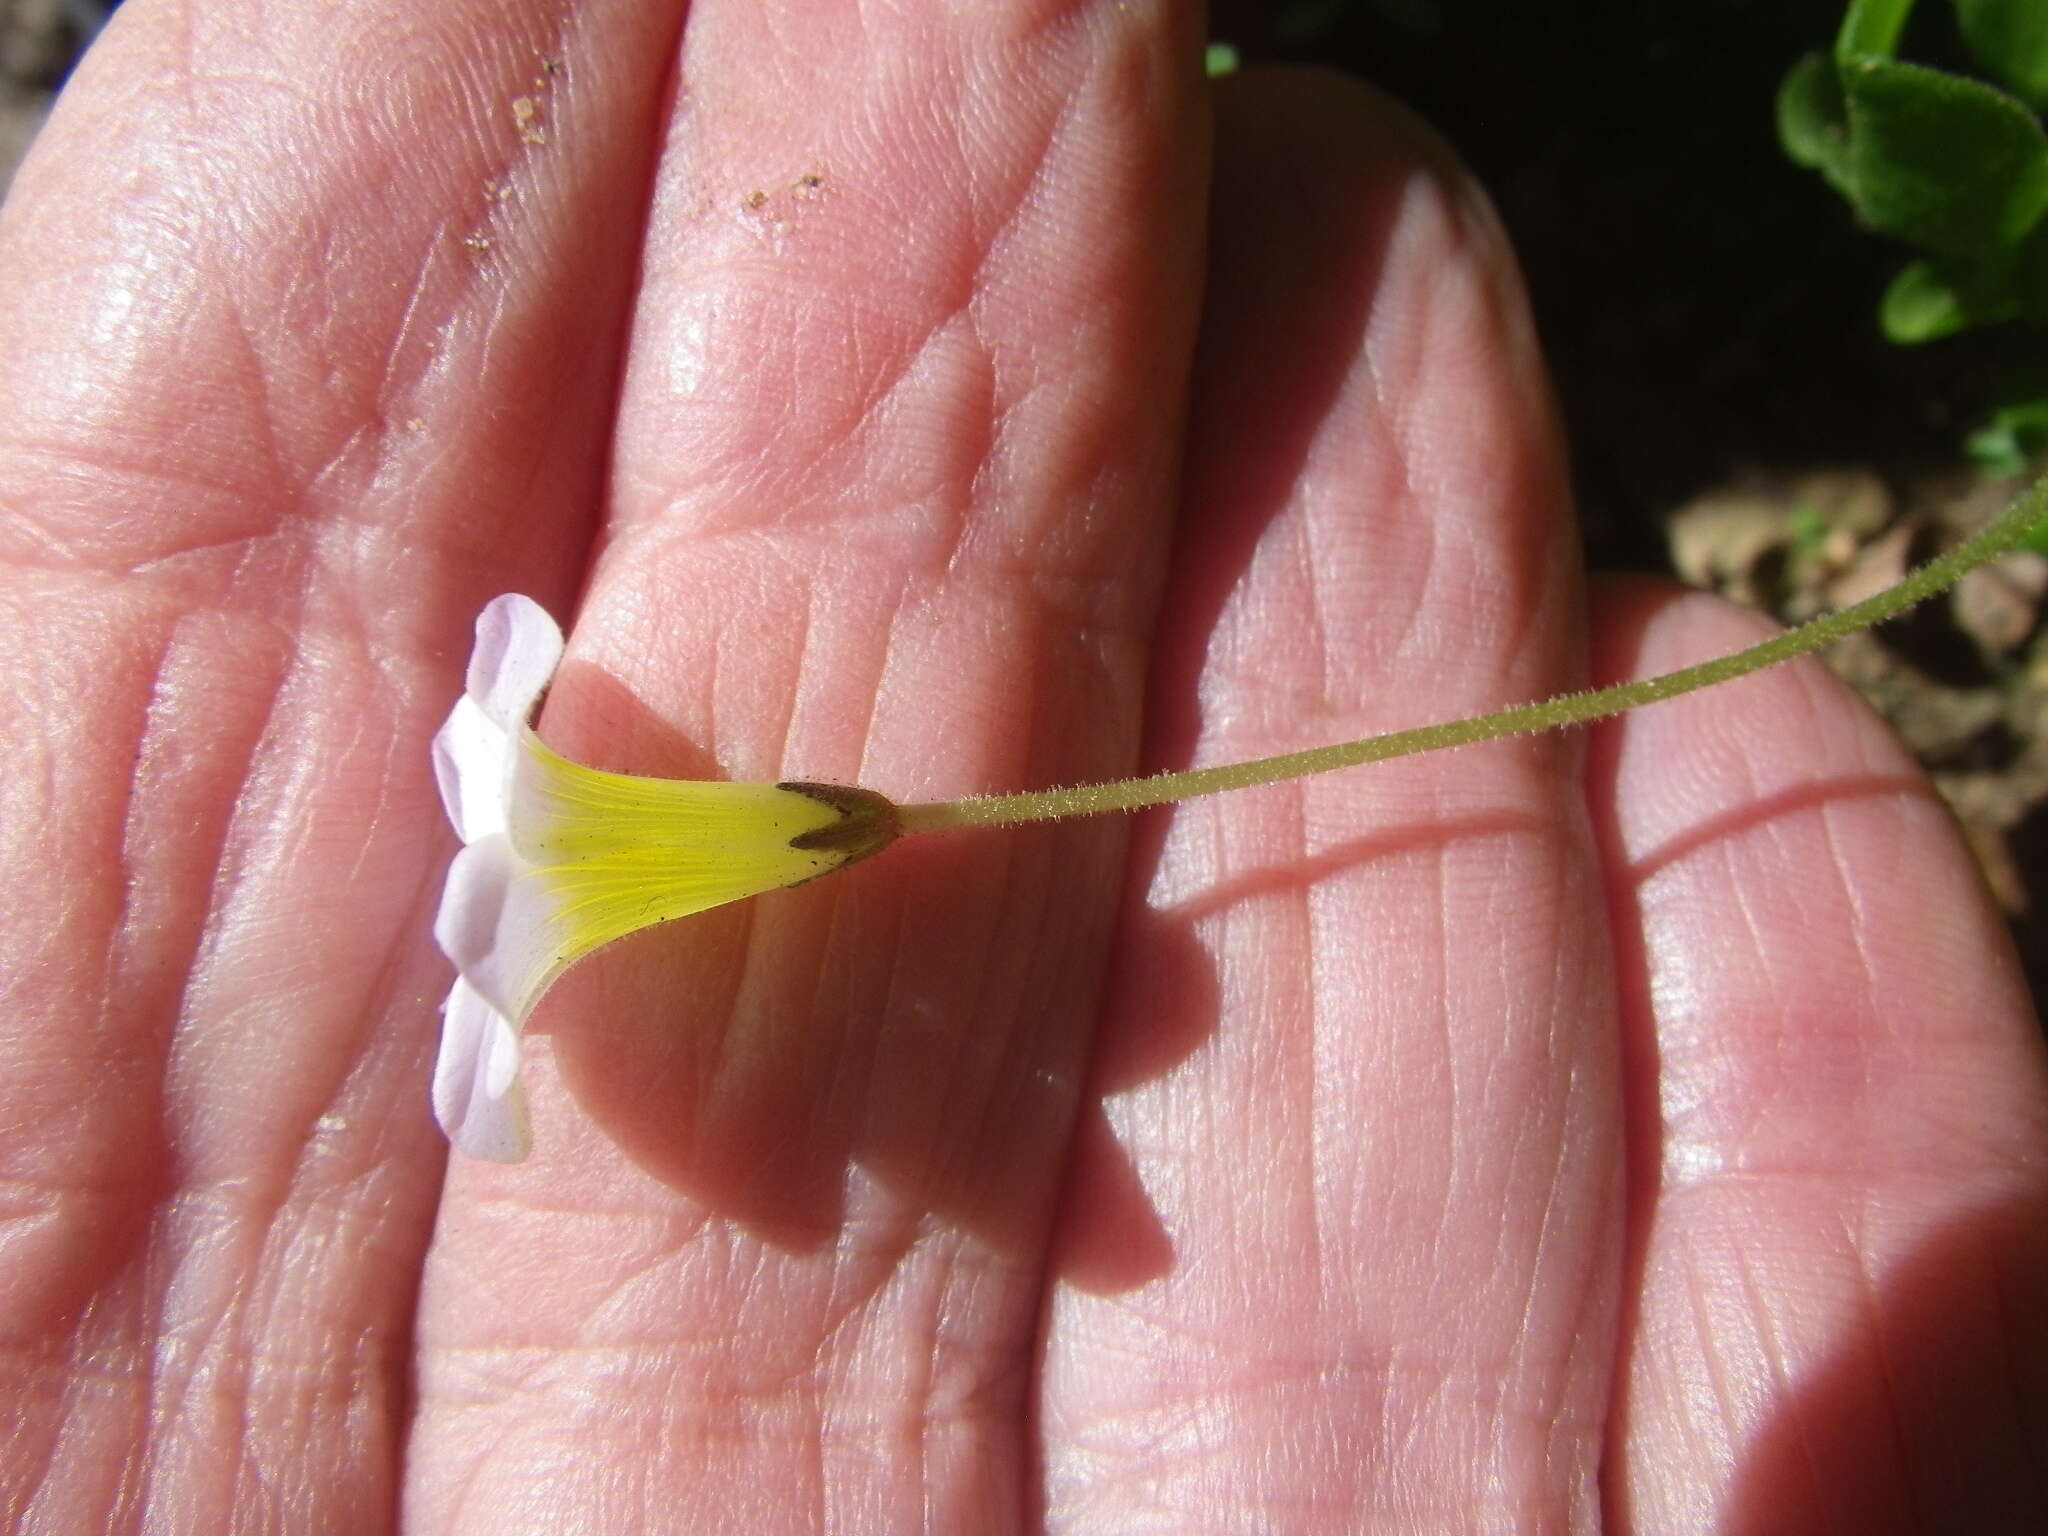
top-left (2, 1), bottom-right (2042, 1530)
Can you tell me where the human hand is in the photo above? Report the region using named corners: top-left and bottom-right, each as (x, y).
top-left (3, 2), bottom-right (2043, 1531)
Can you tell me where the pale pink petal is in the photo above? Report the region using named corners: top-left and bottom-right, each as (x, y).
top-left (432, 693), bottom-right (510, 843)
top-left (433, 978), bottom-right (532, 1162)
top-left (426, 593), bottom-right (564, 1163)
top-left (432, 833), bottom-right (567, 1023)
top-left (467, 593), bottom-right (563, 735)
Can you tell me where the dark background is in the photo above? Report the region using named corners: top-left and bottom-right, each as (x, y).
top-left (1212, 0), bottom-right (2032, 561)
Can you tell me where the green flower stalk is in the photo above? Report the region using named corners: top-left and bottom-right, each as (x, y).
top-left (430, 472), bottom-right (2048, 1160)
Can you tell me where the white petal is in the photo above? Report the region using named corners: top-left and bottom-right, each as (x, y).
top-left (468, 594), bottom-right (564, 735)
top-left (432, 693), bottom-right (511, 843)
top-left (432, 832), bottom-right (567, 1022)
top-left (433, 978), bottom-right (532, 1162)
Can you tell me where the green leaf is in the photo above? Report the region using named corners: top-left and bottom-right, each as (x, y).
top-left (1779, 52), bottom-right (1855, 195)
top-left (1882, 259), bottom-right (1973, 339)
top-left (1966, 426), bottom-right (2028, 477)
top-left (1837, 0), bottom-right (1918, 62)
top-left (1875, 253), bottom-right (2023, 342)
top-left (1787, 502), bottom-right (1833, 559)
top-left (1842, 56), bottom-right (2048, 255)
top-left (1879, 254), bottom-right (2021, 340)
top-left (1956, 0), bottom-right (2048, 109)
top-left (1966, 398), bottom-right (2048, 476)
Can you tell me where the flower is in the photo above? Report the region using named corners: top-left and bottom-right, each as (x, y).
top-left (429, 594), bottom-right (897, 1161)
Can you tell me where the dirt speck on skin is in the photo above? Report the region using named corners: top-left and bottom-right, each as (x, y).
top-left (512, 96), bottom-right (547, 145)
top-left (738, 173), bottom-right (827, 235)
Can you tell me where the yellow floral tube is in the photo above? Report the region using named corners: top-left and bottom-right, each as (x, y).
top-left (429, 595), bottom-right (894, 1162)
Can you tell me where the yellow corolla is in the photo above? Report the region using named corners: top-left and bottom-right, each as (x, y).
top-left (429, 595), bottom-right (894, 1162)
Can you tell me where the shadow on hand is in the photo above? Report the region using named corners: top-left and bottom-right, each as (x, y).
top-left (531, 71), bottom-right (1475, 1295)
top-left (1585, 671), bottom-right (2048, 1531)
top-left (534, 659), bottom-right (1215, 1290)
top-left (530, 654), bottom-right (1528, 1294)
top-left (1718, 1190), bottom-right (2048, 1533)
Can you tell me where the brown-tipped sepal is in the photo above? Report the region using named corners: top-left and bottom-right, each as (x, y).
top-left (779, 781), bottom-right (902, 866)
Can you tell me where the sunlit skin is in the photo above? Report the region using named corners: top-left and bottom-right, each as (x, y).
top-left (3, 2), bottom-right (2045, 1531)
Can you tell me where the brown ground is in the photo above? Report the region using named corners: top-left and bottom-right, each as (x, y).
top-left (1667, 468), bottom-right (2048, 994)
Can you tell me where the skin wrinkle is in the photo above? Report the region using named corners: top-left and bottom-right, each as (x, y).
top-left (105, 619), bottom-right (177, 1013)
top-left (1293, 505), bottom-right (1337, 722)
top-left (1670, 1267), bottom-right (1731, 1521)
top-left (0, 500), bottom-right (100, 573)
top-left (1718, 843), bottom-right (1777, 1032)
top-left (1847, 1205), bottom-right (1924, 1531)
top-left (907, 1248), bottom-right (975, 1523)
top-left (1355, 329), bottom-right (1433, 671)
top-left (321, 703), bottom-right (417, 896)
top-left (122, 11), bottom-right (592, 578)
top-left (1, 607), bottom-right (201, 1357)
top-left (115, 620), bottom-right (416, 1527)
top-left (0, 452), bottom-right (275, 577)
top-left (1528, 1087), bottom-right (1599, 1508)
top-left (1727, 1240), bottom-right (1807, 1510)
top-left (1818, 798), bottom-right (1883, 1002)
top-left (1399, 846), bottom-right (1456, 1294)
top-left (65, 1273), bottom-right (152, 1533)
top-left (267, 101), bottom-right (521, 449)
top-left (227, 318), bottom-right (305, 551)
top-left (432, 1413), bottom-right (503, 1532)
top-left (1380, 184), bottom-right (1478, 504)
top-left (848, 573), bottom-right (909, 785)
top-left (769, 557), bottom-right (822, 774)
top-left (1296, 809), bottom-right (1338, 1326)
top-left (870, 311), bottom-right (999, 545)
top-left (164, 678), bottom-right (307, 1113)
top-left (2, 1343), bottom-right (74, 1526)
top-left (959, 80), bottom-right (1071, 304)
top-left (376, 229), bottom-right (463, 428)
top-left (818, 1225), bottom-right (916, 1368)
top-left (1505, 1076), bottom-right (1570, 1393)
top-left (137, 1216), bottom-right (243, 1530)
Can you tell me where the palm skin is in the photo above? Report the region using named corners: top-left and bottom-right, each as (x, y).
top-left (2, 1), bottom-right (2043, 1531)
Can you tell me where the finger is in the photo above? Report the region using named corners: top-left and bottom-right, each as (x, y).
top-left (0, 0), bottom-right (682, 1524)
top-left (1588, 582), bottom-right (2048, 1532)
top-left (406, 2), bottom-right (1208, 1529)
top-left (1040, 72), bottom-right (1619, 1530)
